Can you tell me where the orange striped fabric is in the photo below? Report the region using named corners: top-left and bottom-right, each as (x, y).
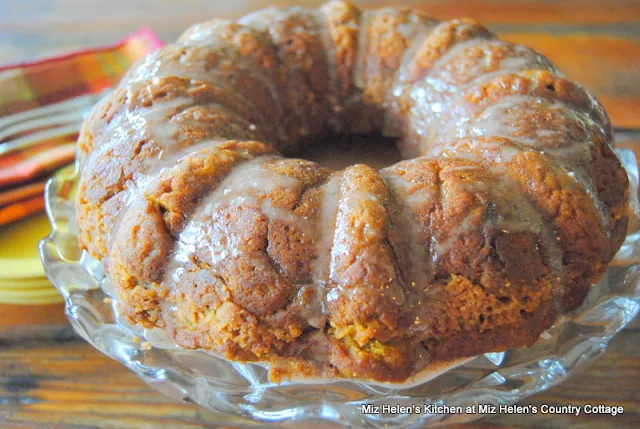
top-left (0, 29), bottom-right (164, 226)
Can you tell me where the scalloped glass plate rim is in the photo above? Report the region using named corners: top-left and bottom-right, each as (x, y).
top-left (39, 152), bottom-right (640, 428)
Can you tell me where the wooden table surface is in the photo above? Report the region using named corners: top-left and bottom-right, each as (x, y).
top-left (1, 0), bottom-right (639, 428)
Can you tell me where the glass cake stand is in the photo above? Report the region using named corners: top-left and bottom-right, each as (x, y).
top-left (39, 151), bottom-right (640, 428)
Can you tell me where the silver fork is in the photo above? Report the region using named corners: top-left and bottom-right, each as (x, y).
top-left (0, 91), bottom-right (107, 156)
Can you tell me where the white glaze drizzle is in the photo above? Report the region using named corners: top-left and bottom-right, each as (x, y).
top-left (381, 167), bottom-right (436, 289)
top-left (130, 41), bottom-right (284, 143)
top-left (79, 3), bottom-right (622, 380)
top-left (433, 95), bottom-right (610, 238)
top-left (310, 174), bottom-right (342, 290)
top-left (316, 7), bottom-right (344, 129)
top-left (164, 155), bottom-right (306, 288)
top-left (326, 173), bottom-right (405, 306)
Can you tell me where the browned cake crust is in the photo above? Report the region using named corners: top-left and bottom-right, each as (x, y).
top-left (75, 1), bottom-right (630, 383)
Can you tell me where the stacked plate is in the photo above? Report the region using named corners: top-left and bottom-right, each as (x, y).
top-left (0, 212), bottom-right (63, 304)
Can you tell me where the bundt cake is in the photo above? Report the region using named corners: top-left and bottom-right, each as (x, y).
top-left (75, 1), bottom-right (630, 383)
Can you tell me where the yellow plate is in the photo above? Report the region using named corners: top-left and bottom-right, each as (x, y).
top-left (0, 277), bottom-right (53, 289)
top-left (0, 285), bottom-right (63, 304)
top-left (0, 287), bottom-right (60, 297)
top-left (0, 292), bottom-right (64, 305)
top-left (0, 212), bottom-right (51, 278)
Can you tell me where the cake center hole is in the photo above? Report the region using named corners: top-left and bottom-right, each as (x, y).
top-left (295, 132), bottom-right (403, 171)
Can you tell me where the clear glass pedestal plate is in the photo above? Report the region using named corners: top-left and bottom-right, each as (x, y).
top-left (39, 151), bottom-right (640, 428)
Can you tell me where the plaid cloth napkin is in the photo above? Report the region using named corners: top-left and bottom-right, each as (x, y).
top-left (0, 28), bottom-right (164, 226)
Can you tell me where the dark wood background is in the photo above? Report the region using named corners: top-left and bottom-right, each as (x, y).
top-left (1, 0), bottom-right (639, 428)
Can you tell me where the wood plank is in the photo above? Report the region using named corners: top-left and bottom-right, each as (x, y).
top-left (0, 341), bottom-right (246, 428)
top-left (0, 304), bottom-right (67, 328)
top-left (1, 330), bottom-right (638, 429)
top-left (1, 0), bottom-right (639, 25)
top-left (383, 0), bottom-right (640, 25)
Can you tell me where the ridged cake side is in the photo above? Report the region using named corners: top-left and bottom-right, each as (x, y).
top-left (75, 0), bottom-right (629, 382)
